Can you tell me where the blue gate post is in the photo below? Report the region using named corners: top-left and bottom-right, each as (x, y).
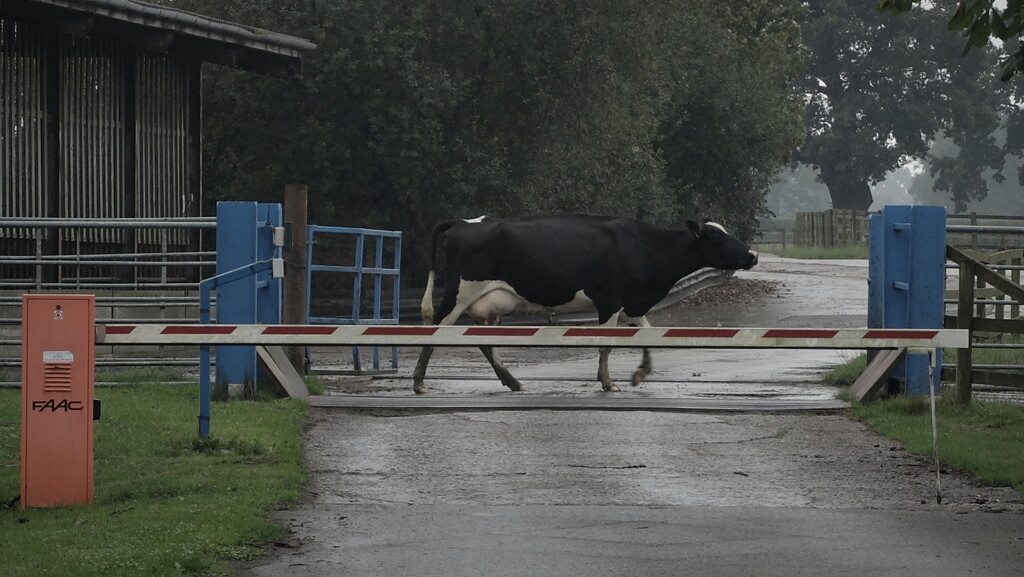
top-left (215, 201), bottom-right (283, 396)
top-left (868, 205), bottom-right (947, 395)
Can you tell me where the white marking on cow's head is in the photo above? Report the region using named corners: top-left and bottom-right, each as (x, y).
top-left (687, 219), bottom-right (758, 270)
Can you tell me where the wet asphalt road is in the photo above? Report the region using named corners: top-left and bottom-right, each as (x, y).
top-left (238, 257), bottom-right (1024, 577)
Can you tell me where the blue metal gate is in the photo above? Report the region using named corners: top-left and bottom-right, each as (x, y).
top-left (305, 225), bottom-right (402, 372)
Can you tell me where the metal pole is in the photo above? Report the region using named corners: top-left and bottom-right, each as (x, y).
top-left (956, 259), bottom-right (975, 405)
top-left (928, 349), bottom-right (942, 504)
top-left (199, 279), bottom-right (213, 438)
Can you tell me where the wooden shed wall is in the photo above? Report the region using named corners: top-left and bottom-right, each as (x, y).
top-left (1, 18), bottom-right (199, 246)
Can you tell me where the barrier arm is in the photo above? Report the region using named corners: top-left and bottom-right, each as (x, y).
top-left (98, 324), bottom-right (969, 352)
top-left (96, 324), bottom-right (968, 438)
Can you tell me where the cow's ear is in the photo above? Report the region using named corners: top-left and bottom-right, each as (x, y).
top-left (685, 220), bottom-right (701, 238)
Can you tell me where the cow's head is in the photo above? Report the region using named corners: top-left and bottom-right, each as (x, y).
top-left (686, 220), bottom-right (758, 270)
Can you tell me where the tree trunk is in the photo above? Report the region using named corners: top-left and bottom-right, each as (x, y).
top-left (819, 166), bottom-right (874, 211)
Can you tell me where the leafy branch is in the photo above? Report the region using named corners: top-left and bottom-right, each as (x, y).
top-left (878, 0), bottom-right (1024, 80)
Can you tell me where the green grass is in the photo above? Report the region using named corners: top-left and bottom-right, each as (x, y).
top-left (304, 375), bottom-right (326, 395)
top-left (825, 354), bottom-right (1024, 494)
top-left (823, 353), bottom-right (868, 386)
top-left (759, 245), bottom-right (869, 259)
top-left (95, 367), bottom-right (187, 383)
top-left (0, 385), bottom-right (307, 577)
top-left (958, 334), bottom-right (1024, 366)
top-left (851, 394), bottom-right (1024, 493)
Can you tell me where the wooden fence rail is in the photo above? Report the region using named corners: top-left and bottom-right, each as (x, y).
top-left (788, 211), bottom-right (1024, 251)
top-left (945, 245), bottom-right (1024, 404)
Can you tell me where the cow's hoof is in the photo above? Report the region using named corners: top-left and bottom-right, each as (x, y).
top-left (631, 372), bottom-right (646, 386)
top-left (505, 383), bottom-right (527, 392)
top-left (603, 384), bottom-right (621, 392)
top-left (414, 384), bottom-right (431, 395)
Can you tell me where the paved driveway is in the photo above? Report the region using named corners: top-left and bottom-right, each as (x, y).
top-left (238, 258), bottom-right (1024, 576)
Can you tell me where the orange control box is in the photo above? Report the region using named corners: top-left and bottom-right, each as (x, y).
top-left (21, 294), bottom-right (95, 508)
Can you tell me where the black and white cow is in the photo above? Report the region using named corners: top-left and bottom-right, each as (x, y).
top-left (413, 214), bottom-right (758, 394)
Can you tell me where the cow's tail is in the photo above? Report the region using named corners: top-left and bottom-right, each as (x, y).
top-left (420, 219), bottom-right (465, 325)
top-left (420, 270), bottom-right (436, 325)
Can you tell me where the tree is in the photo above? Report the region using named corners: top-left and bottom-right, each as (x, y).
top-left (162, 0), bottom-right (806, 278)
top-left (878, 1), bottom-right (1024, 81)
top-left (910, 130), bottom-right (1024, 214)
top-left (765, 165), bottom-right (833, 218)
top-left (654, 1), bottom-right (807, 239)
top-left (795, 0), bottom-right (1006, 211)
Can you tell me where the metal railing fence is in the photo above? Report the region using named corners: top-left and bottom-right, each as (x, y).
top-left (0, 217), bottom-right (216, 379)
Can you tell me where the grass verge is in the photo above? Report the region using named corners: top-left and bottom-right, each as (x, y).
top-left (95, 367), bottom-right (189, 384)
top-left (825, 355), bottom-right (1024, 493)
top-left (851, 394), bottom-right (1024, 492)
top-left (0, 384), bottom-right (307, 577)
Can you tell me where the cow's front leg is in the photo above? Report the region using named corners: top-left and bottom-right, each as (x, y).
top-left (598, 347), bottom-right (619, 391)
top-left (412, 346), bottom-right (434, 394)
top-left (480, 346), bottom-right (526, 391)
top-left (628, 316), bottom-right (653, 386)
top-left (632, 347), bottom-right (652, 386)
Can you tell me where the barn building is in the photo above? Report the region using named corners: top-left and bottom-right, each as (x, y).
top-left (0, 0), bottom-right (315, 281)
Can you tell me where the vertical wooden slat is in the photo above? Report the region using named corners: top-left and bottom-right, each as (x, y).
top-left (16, 21), bottom-right (22, 218)
top-left (14, 21), bottom-right (20, 219)
top-left (3, 20), bottom-right (9, 221)
top-left (2, 19), bottom-right (7, 219)
top-left (58, 37), bottom-right (128, 247)
top-left (134, 52), bottom-right (189, 245)
top-left (25, 23), bottom-right (33, 220)
top-left (1013, 256), bottom-right (1021, 320)
top-left (185, 56), bottom-right (202, 278)
top-left (2, 20), bottom-right (7, 221)
top-left (3, 21), bottom-right (195, 269)
top-left (122, 48), bottom-right (137, 273)
top-left (11, 21), bottom-right (20, 220)
top-left (7, 22), bottom-right (14, 218)
top-left (59, 37), bottom-right (66, 223)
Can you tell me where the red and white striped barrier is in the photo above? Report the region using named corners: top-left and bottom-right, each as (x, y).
top-left (97, 324), bottom-right (968, 351)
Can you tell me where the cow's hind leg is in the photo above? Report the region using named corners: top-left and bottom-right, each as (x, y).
top-left (480, 346), bottom-right (526, 391)
top-left (413, 286), bottom-right (480, 394)
top-left (598, 347), bottom-right (619, 392)
top-left (412, 346), bottom-right (434, 394)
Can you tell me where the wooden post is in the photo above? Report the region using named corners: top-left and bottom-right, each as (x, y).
top-left (824, 209), bottom-right (834, 249)
top-left (956, 259), bottom-right (975, 405)
top-left (1013, 255), bottom-right (1021, 320)
top-left (283, 185), bottom-right (309, 374)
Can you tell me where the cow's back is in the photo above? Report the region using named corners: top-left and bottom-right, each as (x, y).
top-left (442, 215), bottom-right (648, 308)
